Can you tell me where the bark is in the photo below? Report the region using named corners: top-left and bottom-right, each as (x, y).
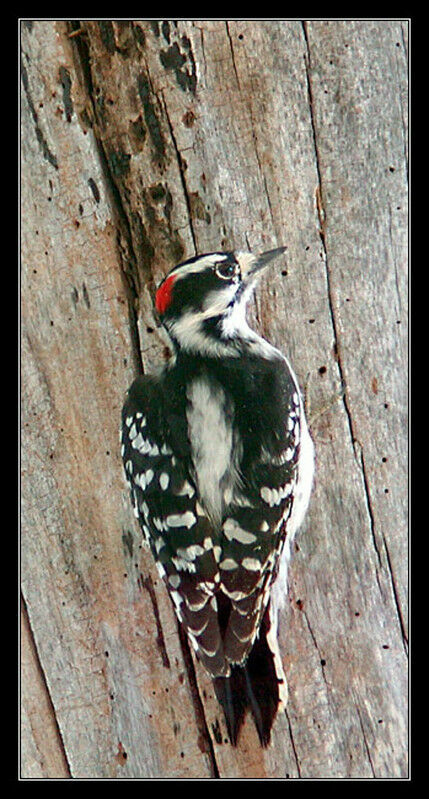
top-left (20, 20), bottom-right (408, 779)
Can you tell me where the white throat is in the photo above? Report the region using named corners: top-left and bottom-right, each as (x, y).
top-left (166, 283), bottom-right (278, 360)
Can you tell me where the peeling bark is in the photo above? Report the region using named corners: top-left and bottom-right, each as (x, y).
top-left (21, 20), bottom-right (408, 778)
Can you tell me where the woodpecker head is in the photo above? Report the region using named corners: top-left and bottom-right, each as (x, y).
top-left (155, 247), bottom-right (286, 355)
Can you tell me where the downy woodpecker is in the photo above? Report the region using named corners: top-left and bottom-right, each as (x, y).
top-left (121, 247), bottom-right (314, 746)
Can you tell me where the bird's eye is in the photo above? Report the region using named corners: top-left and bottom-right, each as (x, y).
top-left (215, 261), bottom-right (238, 280)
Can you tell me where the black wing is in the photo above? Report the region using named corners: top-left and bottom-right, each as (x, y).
top-left (121, 375), bottom-right (229, 677)
top-left (212, 363), bottom-right (303, 744)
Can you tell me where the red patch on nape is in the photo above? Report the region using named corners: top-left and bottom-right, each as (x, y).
top-left (155, 274), bottom-right (176, 315)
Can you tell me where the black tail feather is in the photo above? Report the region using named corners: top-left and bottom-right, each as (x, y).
top-left (213, 605), bottom-right (281, 747)
top-left (213, 666), bottom-right (247, 746)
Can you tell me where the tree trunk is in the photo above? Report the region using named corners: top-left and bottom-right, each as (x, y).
top-left (20, 20), bottom-right (408, 779)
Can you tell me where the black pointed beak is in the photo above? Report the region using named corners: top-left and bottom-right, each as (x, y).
top-left (246, 246), bottom-right (287, 278)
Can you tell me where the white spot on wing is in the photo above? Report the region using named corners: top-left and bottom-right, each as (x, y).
top-left (219, 558), bottom-right (239, 570)
top-left (172, 556), bottom-right (196, 573)
top-left (176, 480), bottom-right (195, 498)
top-left (260, 486), bottom-right (272, 504)
top-left (220, 586), bottom-right (248, 601)
top-left (241, 557), bottom-right (261, 572)
top-left (188, 617), bottom-right (210, 636)
top-left (287, 412), bottom-right (314, 538)
top-left (155, 537), bottom-right (165, 554)
top-left (129, 423), bottom-right (138, 440)
top-left (134, 472), bottom-right (146, 490)
top-left (159, 472), bottom-right (169, 490)
top-left (166, 511), bottom-right (196, 529)
top-left (223, 518), bottom-right (257, 544)
top-left (260, 483), bottom-right (294, 506)
top-left (176, 544), bottom-right (205, 561)
top-left (133, 436), bottom-right (151, 454)
top-left (156, 563), bottom-right (166, 579)
top-left (184, 594), bottom-right (210, 611)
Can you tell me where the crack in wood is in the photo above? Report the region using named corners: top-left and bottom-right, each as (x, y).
top-left (176, 623), bottom-right (221, 777)
top-left (141, 575), bottom-right (171, 669)
top-left (388, 204), bottom-right (404, 319)
top-left (285, 709), bottom-right (302, 777)
top-left (225, 22), bottom-right (241, 91)
top-left (20, 54), bottom-right (58, 170)
top-left (303, 609), bottom-right (330, 692)
top-left (395, 26), bottom-right (409, 182)
top-left (162, 93), bottom-right (198, 254)
top-left (263, 175), bottom-right (276, 231)
top-left (21, 594), bottom-right (72, 777)
top-left (355, 704), bottom-right (376, 777)
top-left (353, 438), bottom-right (383, 570)
top-left (382, 536), bottom-right (409, 654)
top-left (197, 25), bottom-right (208, 83)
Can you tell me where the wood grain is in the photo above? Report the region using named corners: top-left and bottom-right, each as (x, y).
top-left (21, 20), bottom-right (408, 778)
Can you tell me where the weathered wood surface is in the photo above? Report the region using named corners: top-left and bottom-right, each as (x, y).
top-left (21, 20), bottom-right (408, 779)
